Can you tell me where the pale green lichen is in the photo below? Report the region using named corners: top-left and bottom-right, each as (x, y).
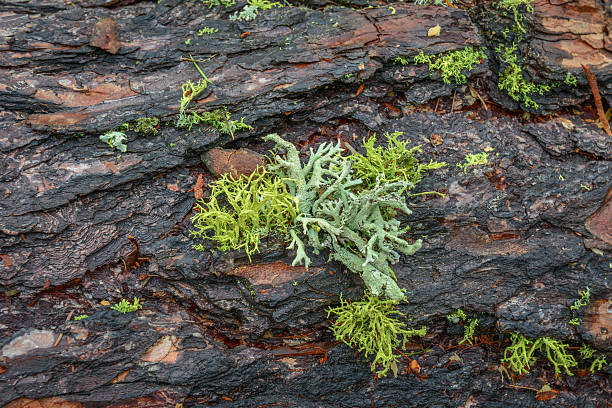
top-left (327, 291), bottom-right (426, 378)
top-left (100, 131), bottom-right (128, 153)
top-left (264, 133), bottom-right (423, 301)
top-left (230, 0), bottom-right (283, 22)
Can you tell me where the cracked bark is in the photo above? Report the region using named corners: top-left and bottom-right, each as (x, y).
top-left (1, 0), bottom-right (611, 407)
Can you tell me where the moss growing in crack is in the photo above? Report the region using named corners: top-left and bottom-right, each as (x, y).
top-left (327, 291), bottom-right (426, 378)
top-left (176, 108), bottom-right (253, 136)
top-left (396, 46), bottom-right (486, 85)
top-left (264, 133), bottom-right (425, 301)
top-left (590, 356), bottom-right (608, 373)
top-left (501, 333), bottom-right (578, 376)
top-left (190, 166), bottom-right (299, 261)
top-left (349, 131), bottom-right (446, 196)
top-left (457, 152), bottom-right (489, 174)
top-left (134, 117), bottom-right (160, 135)
top-left (110, 297), bottom-right (142, 314)
top-left (496, 0), bottom-right (534, 34)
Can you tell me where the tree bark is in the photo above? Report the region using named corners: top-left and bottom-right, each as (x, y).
top-left (1, 0), bottom-right (610, 406)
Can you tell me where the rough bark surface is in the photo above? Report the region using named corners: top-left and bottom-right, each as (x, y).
top-left (1, 0), bottom-right (611, 407)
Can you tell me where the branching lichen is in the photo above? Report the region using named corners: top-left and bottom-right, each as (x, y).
top-left (327, 291), bottom-right (426, 378)
top-left (264, 133), bottom-right (423, 301)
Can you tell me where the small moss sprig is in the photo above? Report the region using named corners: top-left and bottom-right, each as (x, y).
top-left (74, 314), bottom-right (88, 321)
top-left (134, 117), bottom-right (160, 135)
top-left (349, 131), bottom-right (446, 195)
top-left (327, 292), bottom-right (426, 378)
top-left (446, 309), bottom-right (478, 345)
top-left (457, 152), bottom-right (489, 174)
top-left (502, 332), bottom-right (578, 376)
top-left (111, 297), bottom-right (143, 314)
top-left (190, 166), bottom-right (299, 260)
top-left (569, 287), bottom-right (590, 326)
top-left (396, 46), bottom-right (486, 85)
top-left (496, 0), bottom-right (534, 34)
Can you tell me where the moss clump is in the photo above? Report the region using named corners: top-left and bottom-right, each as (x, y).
top-left (502, 333), bottom-right (578, 376)
top-left (396, 46), bottom-right (486, 85)
top-left (176, 108), bottom-right (253, 136)
top-left (134, 117), bottom-right (160, 135)
top-left (496, 0), bottom-right (534, 34)
top-left (327, 291), bottom-right (426, 378)
top-left (349, 131), bottom-right (446, 195)
top-left (190, 166), bottom-right (299, 261)
top-left (457, 152), bottom-right (489, 174)
top-left (111, 297), bottom-right (142, 314)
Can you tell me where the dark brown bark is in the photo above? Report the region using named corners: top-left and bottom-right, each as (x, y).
top-left (1, 0), bottom-right (610, 407)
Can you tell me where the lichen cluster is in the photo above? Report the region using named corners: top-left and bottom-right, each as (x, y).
top-left (264, 133), bottom-right (427, 301)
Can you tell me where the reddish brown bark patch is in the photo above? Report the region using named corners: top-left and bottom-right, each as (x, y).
top-left (582, 299), bottom-right (612, 351)
top-left (586, 185), bottom-right (612, 245)
top-left (90, 17), bottom-right (120, 54)
top-left (202, 147), bottom-right (264, 178)
top-left (226, 261), bottom-right (316, 287)
top-left (7, 398), bottom-right (82, 408)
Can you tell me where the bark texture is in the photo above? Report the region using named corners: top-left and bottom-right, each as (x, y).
top-left (1, 0), bottom-right (611, 406)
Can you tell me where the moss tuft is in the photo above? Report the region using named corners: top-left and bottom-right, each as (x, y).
top-left (327, 291), bottom-right (426, 378)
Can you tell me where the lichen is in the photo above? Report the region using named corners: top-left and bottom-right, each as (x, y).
top-left (264, 133), bottom-right (423, 301)
top-left (327, 291), bottom-right (426, 378)
top-left (349, 131), bottom-right (446, 196)
top-left (100, 131), bottom-right (128, 153)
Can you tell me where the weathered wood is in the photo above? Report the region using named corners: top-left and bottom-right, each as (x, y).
top-left (1, 0), bottom-right (610, 406)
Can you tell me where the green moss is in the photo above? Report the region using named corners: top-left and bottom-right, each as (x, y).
top-left (590, 356), bottom-right (608, 373)
top-left (397, 46), bottom-right (486, 85)
top-left (569, 287), bottom-right (590, 326)
top-left (190, 166), bottom-right (299, 261)
top-left (564, 72), bottom-right (577, 87)
top-left (203, 0), bottom-right (235, 8)
top-left (457, 152), bottom-right (489, 174)
top-left (502, 333), bottom-right (578, 376)
top-left (579, 343), bottom-right (595, 359)
top-left (176, 108), bottom-right (253, 136)
top-left (198, 27), bottom-right (218, 36)
top-left (110, 297), bottom-right (142, 314)
top-left (74, 314), bottom-right (88, 321)
top-left (327, 291), bottom-right (426, 378)
top-left (496, 0), bottom-right (534, 34)
top-left (349, 131), bottom-right (446, 196)
top-left (447, 309), bottom-right (478, 345)
top-left (134, 117), bottom-right (160, 135)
